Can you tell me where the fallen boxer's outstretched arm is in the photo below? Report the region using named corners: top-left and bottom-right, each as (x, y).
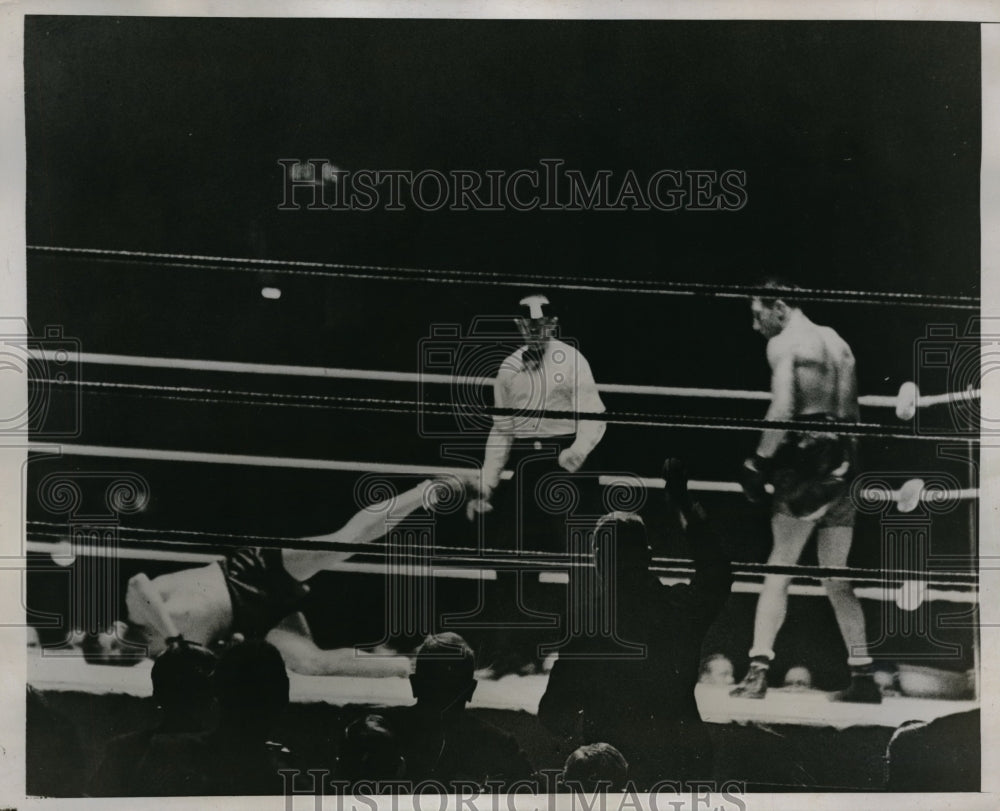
top-left (282, 479), bottom-right (439, 581)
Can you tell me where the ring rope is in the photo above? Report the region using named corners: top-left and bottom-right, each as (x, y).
top-left (24, 525), bottom-right (978, 588)
top-left (24, 539), bottom-right (976, 604)
top-left (608, 475), bottom-right (979, 504)
top-left (28, 443), bottom-right (979, 508)
top-left (32, 376), bottom-right (974, 442)
top-left (35, 349), bottom-right (980, 410)
top-left (28, 245), bottom-right (980, 310)
top-left (28, 441), bottom-right (479, 477)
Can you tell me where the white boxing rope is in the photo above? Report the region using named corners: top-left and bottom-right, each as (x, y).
top-left (28, 443), bottom-right (978, 511)
top-left (597, 474), bottom-right (979, 510)
top-left (34, 349), bottom-right (971, 412)
top-left (35, 349), bottom-right (481, 387)
top-left (537, 571), bottom-right (977, 605)
top-left (24, 540), bottom-right (496, 581)
top-left (27, 442), bottom-right (483, 478)
top-left (25, 541), bottom-right (973, 601)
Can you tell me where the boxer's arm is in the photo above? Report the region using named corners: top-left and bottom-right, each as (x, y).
top-left (757, 338), bottom-right (796, 458)
top-left (267, 616), bottom-right (411, 677)
top-left (836, 344), bottom-right (860, 421)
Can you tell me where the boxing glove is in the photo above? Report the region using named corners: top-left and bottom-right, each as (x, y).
top-left (740, 454), bottom-right (771, 505)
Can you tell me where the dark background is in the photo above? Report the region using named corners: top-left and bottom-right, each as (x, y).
top-left (24, 18), bottom-right (981, 678)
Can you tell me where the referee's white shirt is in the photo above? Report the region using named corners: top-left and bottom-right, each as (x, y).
top-left (492, 338), bottom-right (606, 444)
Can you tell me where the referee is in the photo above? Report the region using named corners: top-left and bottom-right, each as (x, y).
top-left (466, 295), bottom-right (607, 552)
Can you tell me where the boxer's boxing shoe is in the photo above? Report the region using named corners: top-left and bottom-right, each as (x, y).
top-left (730, 661), bottom-right (770, 699)
top-left (830, 672), bottom-right (883, 704)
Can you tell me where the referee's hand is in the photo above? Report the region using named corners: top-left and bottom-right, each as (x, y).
top-left (465, 497), bottom-right (493, 521)
top-left (558, 447), bottom-right (585, 473)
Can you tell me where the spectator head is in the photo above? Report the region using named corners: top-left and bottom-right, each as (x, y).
top-left (338, 714), bottom-right (405, 781)
top-left (410, 633), bottom-right (477, 718)
top-left (783, 665), bottom-right (814, 691)
top-left (212, 639), bottom-right (289, 734)
top-left (592, 512), bottom-right (651, 580)
top-left (699, 653), bottom-right (735, 686)
top-left (562, 743), bottom-right (629, 793)
top-left (151, 640), bottom-right (217, 728)
top-left (884, 710), bottom-right (980, 792)
top-left (884, 719), bottom-right (930, 790)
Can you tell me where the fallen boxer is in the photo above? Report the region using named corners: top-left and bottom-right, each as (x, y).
top-left (85, 478), bottom-right (453, 676)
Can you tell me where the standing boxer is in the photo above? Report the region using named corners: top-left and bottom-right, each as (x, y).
top-left (466, 294), bottom-right (607, 551)
top-left (732, 282), bottom-right (879, 703)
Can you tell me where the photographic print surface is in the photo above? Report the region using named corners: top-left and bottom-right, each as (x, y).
top-left (16, 9), bottom-right (989, 806)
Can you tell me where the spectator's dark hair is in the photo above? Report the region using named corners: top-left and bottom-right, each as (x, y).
top-left (592, 511), bottom-right (651, 577)
top-left (414, 632), bottom-right (476, 682)
top-left (151, 641), bottom-right (217, 709)
top-left (410, 632), bottom-right (477, 712)
top-left (562, 743), bottom-right (629, 793)
top-left (339, 714), bottom-right (405, 781)
top-left (756, 277), bottom-right (804, 308)
top-left (212, 639), bottom-right (289, 724)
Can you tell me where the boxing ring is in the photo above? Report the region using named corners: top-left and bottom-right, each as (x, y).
top-left (23, 244), bottom-right (983, 793)
top-left (28, 646), bottom-right (977, 731)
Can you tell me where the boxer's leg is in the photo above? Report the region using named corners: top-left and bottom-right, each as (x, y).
top-left (817, 526), bottom-right (870, 664)
top-left (731, 513), bottom-right (813, 698)
top-left (818, 525), bottom-right (881, 703)
top-left (751, 514), bottom-right (814, 657)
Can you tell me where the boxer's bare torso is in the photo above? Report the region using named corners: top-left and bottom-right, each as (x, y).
top-left (768, 310), bottom-right (857, 417)
top-left (758, 309), bottom-right (857, 457)
top-left (126, 563), bottom-right (234, 656)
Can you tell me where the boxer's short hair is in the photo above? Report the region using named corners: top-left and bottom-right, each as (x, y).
top-left (756, 277), bottom-right (804, 308)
